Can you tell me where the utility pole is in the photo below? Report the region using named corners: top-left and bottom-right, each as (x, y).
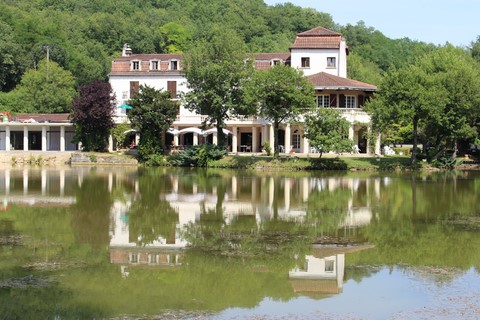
top-left (44, 45), bottom-right (50, 82)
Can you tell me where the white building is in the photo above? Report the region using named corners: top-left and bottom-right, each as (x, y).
top-left (109, 26), bottom-right (379, 155)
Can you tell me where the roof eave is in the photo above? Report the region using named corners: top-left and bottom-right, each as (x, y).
top-left (314, 86), bottom-right (377, 91)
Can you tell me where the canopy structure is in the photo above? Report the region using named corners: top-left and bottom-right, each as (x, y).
top-left (118, 103), bottom-right (132, 109)
top-left (178, 127), bottom-right (204, 135)
top-left (203, 128), bottom-right (232, 135)
top-left (123, 129), bottom-right (136, 134)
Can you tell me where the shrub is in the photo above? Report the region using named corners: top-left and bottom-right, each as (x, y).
top-left (168, 144), bottom-right (228, 167)
top-left (431, 156), bottom-right (460, 169)
top-left (262, 141), bottom-right (272, 156)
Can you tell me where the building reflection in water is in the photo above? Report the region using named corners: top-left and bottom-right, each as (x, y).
top-left (289, 245), bottom-right (374, 297)
top-left (0, 168), bottom-right (380, 281)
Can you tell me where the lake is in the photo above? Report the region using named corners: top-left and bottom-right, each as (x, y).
top-left (0, 167), bottom-right (479, 319)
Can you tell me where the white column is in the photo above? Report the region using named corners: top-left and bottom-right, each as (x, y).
top-left (348, 124), bottom-right (355, 140)
top-left (212, 133), bottom-right (217, 145)
top-left (23, 126), bottom-right (28, 151)
top-left (193, 133), bottom-right (198, 146)
top-left (5, 126), bottom-right (10, 151)
top-left (303, 135), bottom-right (310, 154)
top-left (375, 133), bottom-right (381, 155)
top-left (252, 126), bottom-right (258, 153)
top-left (174, 126), bottom-right (179, 146)
top-left (232, 126), bottom-right (238, 153)
top-left (42, 126), bottom-right (47, 151)
top-left (60, 126), bottom-right (65, 151)
top-left (269, 125), bottom-right (274, 146)
top-left (108, 134), bottom-right (113, 152)
top-left (285, 124), bottom-right (291, 152)
top-left (261, 125), bottom-right (267, 147)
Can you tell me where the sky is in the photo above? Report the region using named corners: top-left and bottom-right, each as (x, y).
top-left (263, 0), bottom-right (480, 47)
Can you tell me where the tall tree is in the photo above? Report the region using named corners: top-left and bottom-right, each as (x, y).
top-left (245, 64), bottom-right (315, 158)
top-left (127, 85), bottom-right (178, 160)
top-left (365, 64), bottom-right (444, 164)
top-left (71, 80), bottom-right (116, 152)
top-left (304, 108), bottom-right (352, 157)
top-left (13, 59), bottom-right (76, 113)
top-left (366, 45), bottom-right (480, 163)
top-left (182, 28), bottom-right (253, 147)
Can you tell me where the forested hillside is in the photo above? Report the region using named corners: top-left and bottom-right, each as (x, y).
top-left (0, 0), bottom-right (478, 110)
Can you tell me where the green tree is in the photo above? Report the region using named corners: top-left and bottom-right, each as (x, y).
top-left (245, 64), bottom-right (314, 158)
top-left (182, 28), bottom-right (253, 147)
top-left (13, 59), bottom-right (76, 113)
top-left (304, 107), bottom-right (352, 156)
top-left (365, 64), bottom-right (445, 165)
top-left (419, 46), bottom-right (480, 158)
top-left (71, 79), bottom-right (116, 151)
top-left (367, 46), bottom-right (480, 163)
top-left (127, 85), bottom-right (178, 160)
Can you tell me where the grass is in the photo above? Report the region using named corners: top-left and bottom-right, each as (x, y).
top-left (208, 154), bottom-right (415, 171)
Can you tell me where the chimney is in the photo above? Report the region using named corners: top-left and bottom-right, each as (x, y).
top-left (122, 43), bottom-right (132, 57)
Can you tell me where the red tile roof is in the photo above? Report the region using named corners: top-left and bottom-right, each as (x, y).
top-left (12, 113), bottom-right (71, 123)
top-left (308, 72), bottom-right (377, 91)
top-left (290, 26), bottom-right (343, 50)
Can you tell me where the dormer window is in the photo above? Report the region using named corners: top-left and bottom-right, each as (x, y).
top-left (327, 57), bottom-right (336, 68)
top-left (150, 60), bottom-right (159, 70)
top-left (170, 60), bottom-right (179, 70)
top-left (131, 60), bottom-right (140, 71)
top-left (301, 57), bottom-right (310, 68)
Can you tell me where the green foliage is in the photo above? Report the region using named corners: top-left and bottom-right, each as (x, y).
top-left (367, 45), bottom-right (480, 164)
top-left (13, 59), bottom-right (76, 113)
top-left (168, 145), bottom-right (228, 167)
top-left (110, 122), bottom-right (131, 149)
top-left (127, 85), bottom-right (178, 161)
top-left (245, 64), bottom-right (314, 157)
top-left (431, 156), bottom-right (460, 169)
top-left (262, 141), bottom-right (272, 156)
top-left (304, 108), bottom-right (352, 156)
top-left (183, 28), bottom-right (253, 147)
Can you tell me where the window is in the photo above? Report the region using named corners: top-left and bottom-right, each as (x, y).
top-left (325, 259), bottom-right (335, 272)
top-left (170, 60), bottom-right (178, 70)
top-left (122, 91), bottom-right (128, 99)
top-left (345, 95), bottom-right (356, 108)
top-left (292, 133), bottom-right (301, 149)
top-left (150, 60), bottom-right (159, 70)
top-left (131, 60), bottom-right (140, 70)
top-left (301, 57), bottom-right (310, 68)
top-left (148, 254), bottom-right (158, 264)
top-left (271, 59), bottom-right (281, 66)
top-left (129, 253), bottom-right (139, 264)
top-left (317, 95), bottom-right (330, 108)
top-left (327, 57), bottom-right (336, 68)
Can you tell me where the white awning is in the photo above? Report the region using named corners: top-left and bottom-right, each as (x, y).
top-left (178, 127), bottom-right (204, 135)
top-left (203, 128), bottom-right (232, 135)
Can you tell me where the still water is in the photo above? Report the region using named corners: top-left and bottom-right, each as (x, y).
top-left (0, 167), bottom-right (479, 319)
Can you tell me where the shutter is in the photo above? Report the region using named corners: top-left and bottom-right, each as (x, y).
top-left (339, 94), bottom-right (346, 108)
top-left (129, 81), bottom-right (139, 98)
top-left (358, 95), bottom-right (365, 107)
top-left (167, 81), bottom-right (177, 99)
top-left (329, 94), bottom-right (337, 107)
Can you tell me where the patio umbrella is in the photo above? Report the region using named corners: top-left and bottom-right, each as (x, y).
top-left (118, 103), bottom-right (132, 109)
